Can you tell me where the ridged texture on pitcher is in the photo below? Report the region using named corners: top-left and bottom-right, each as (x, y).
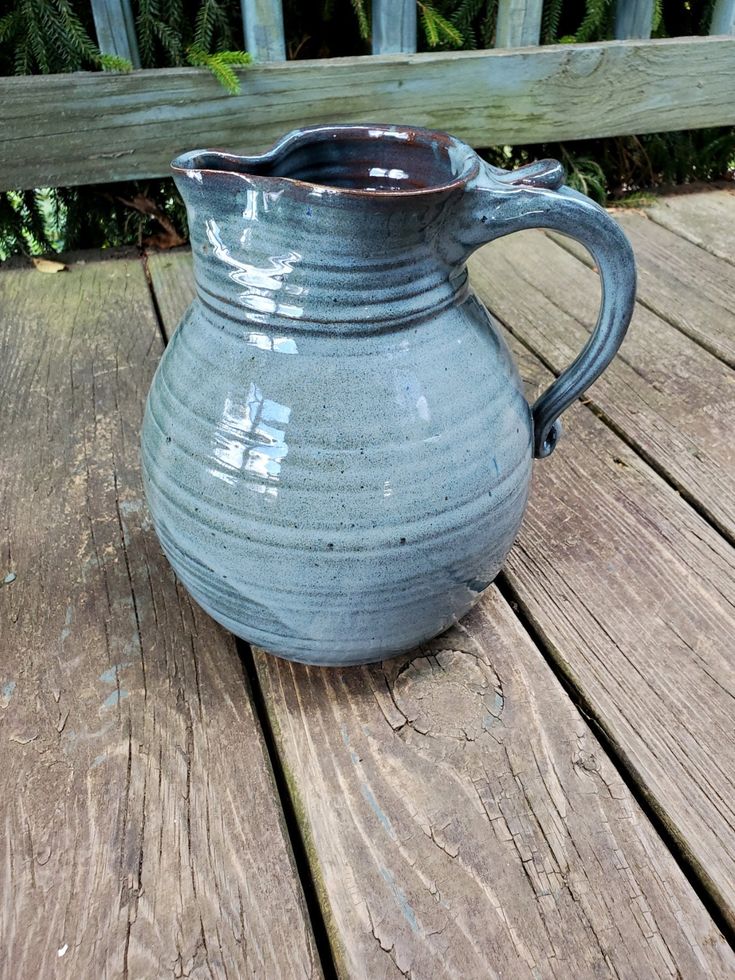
top-left (142, 293), bottom-right (532, 663)
top-left (141, 126), bottom-right (545, 665)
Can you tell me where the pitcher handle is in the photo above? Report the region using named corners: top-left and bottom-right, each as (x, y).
top-left (465, 159), bottom-right (637, 458)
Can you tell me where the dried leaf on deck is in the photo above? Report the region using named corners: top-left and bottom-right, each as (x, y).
top-left (32, 258), bottom-right (68, 274)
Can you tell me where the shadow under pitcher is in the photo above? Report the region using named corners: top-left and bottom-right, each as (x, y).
top-left (140, 124), bottom-right (636, 666)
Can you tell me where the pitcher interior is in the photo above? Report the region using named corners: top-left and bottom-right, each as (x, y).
top-left (174, 126), bottom-right (476, 195)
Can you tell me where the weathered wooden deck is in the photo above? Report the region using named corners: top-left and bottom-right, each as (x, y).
top-left (2, 188), bottom-right (735, 978)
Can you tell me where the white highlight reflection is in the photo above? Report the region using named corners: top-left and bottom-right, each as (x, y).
top-left (209, 383), bottom-right (291, 497)
top-left (368, 167), bottom-right (409, 182)
top-left (205, 218), bottom-right (304, 320)
top-left (245, 332), bottom-right (298, 355)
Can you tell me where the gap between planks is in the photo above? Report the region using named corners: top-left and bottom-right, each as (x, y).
top-left (644, 188), bottom-right (735, 268)
top-left (548, 200), bottom-right (735, 369)
top-left (469, 218), bottom-right (735, 549)
top-left (0, 253), bottom-right (321, 979)
top-left (140, 250), bottom-right (340, 978)
top-left (148, 243), bottom-right (735, 975)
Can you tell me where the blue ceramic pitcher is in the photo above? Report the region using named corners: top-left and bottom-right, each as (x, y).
top-left (141, 124), bottom-right (636, 665)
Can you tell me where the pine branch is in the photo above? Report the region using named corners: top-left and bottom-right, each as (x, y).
top-left (99, 53), bottom-right (133, 71)
top-left (542, 0), bottom-right (564, 43)
top-left (419, 2), bottom-right (464, 47)
top-left (651, 0), bottom-right (663, 34)
top-left (450, 0), bottom-right (485, 47)
top-left (193, 0), bottom-right (232, 52)
top-left (575, 0), bottom-right (612, 42)
top-left (187, 44), bottom-right (252, 93)
top-left (351, 0), bottom-right (369, 40)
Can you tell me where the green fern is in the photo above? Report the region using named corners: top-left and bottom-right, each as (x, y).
top-left (419, 3), bottom-right (464, 47)
top-left (575, 0), bottom-right (613, 42)
top-left (450, 0), bottom-right (486, 46)
top-left (542, 0), bottom-right (564, 43)
top-left (136, 0), bottom-right (185, 66)
top-left (99, 53), bottom-right (133, 72)
top-left (651, 0), bottom-right (663, 35)
top-left (351, 0), bottom-right (370, 40)
top-left (559, 150), bottom-right (607, 202)
top-left (193, 0), bottom-right (235, 51)
top-left (187, 44), bottom-right (252, 93)
top-left (4, 0), bottom-right (99, 75)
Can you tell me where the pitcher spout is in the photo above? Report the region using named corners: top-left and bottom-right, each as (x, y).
top-left (171, 126), bottom-right (490, 332)
top-left (171, 124), bottom-right (480, 200)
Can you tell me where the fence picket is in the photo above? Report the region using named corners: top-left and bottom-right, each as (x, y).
top-left (710, 0), bottom-right (735, 34)
top-left (495, 0), bottom-right (543, 47)
top-left (90, 0), bottom-right (140, 68)
top-left (241, 0), bottom-right (286, 61)
top-left (614, 0), bottom-right (654, 39)
top-left (372, 0), bottom-right (417, 54)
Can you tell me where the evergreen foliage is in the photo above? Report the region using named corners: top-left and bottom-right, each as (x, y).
top-left (418, 4), bottom-right (464, 47)
top-left (0, 0), bottom-right (732, 257)
top-left (187, 45), bottom-right (252, 92)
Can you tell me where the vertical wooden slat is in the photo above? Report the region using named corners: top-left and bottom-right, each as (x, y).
top-left (372, 0), bottom-right (417, 54)
top-left (710, 0), bottom-right (735, 34)
top-left (495, 0), bottom-right (543, 47)
top-left (241, 0), bottom-right (286, 61)
top-left (614, 0), bottom-right (654, 39)
top-left (90, 0), bottom-right (140, 67)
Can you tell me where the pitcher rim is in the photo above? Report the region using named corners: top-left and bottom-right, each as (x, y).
top-left (170, 123), bottom-right (481, 199)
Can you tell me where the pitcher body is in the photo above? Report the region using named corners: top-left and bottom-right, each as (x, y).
top-left (141, 124), bottom-right (635, 665)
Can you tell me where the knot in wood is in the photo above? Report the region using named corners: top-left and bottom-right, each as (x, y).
top-left (390, 649), bottom-right (504, 741)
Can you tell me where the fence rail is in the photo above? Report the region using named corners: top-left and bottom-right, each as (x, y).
top-left (0, 0), bottom-right (733, 192)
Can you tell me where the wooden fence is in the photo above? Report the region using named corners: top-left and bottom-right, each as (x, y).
top-left (1, 0), bottom-right (734, 192)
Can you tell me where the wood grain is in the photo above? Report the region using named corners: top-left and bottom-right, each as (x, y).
top-left (90, 0), bottom-right (141, 68)
top-left (146, 250), bottom-right (196, 329)
top-left (495, 0), bottom-right (543, 47)
top-left (2, 36), bottom-right (735, 190)
top-left (499, 334), bottom-right (735, 933)
top-left (551, 209), bottom-right (735, 368)
top-left (241, 0), bottom-right (287, 61)
top-left (149, 246), bottom-right (735, 976)
top-left (710, 0), bottom-right (735, 34)
top-left (254, 591), bottom-right (735, 978)
top-left (645, 189), bottom-right (735, 266)
top-left (0, 255), bottom-right (319, 978)
top-left (372, 0), bottom-right (417, 54)
top-left (614, 0), bottom-right (654, 39)
top-left (469, 229), bottom-right (735, 541)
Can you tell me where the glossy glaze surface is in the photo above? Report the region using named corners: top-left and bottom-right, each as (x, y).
top-left (141, 125), bottom-right (636, 665)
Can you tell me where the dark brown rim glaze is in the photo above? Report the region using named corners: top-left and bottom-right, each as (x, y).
top-left (171, 124), bottom-right (480, 199)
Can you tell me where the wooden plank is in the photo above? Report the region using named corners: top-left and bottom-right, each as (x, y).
top-left (90, 0), bottom-right (141, 68)
top-left (499, 334), bottom-right (735, 935)
top-left (241, 0), bottom-right (286, 61)
top-left (496, 0), bottom-right (543, 47)
top-left (149, 248), bottom-right (735, 974)
top-left (255, 594), bottom-right (734, 977)
top-left (469, 231), bottom-right (735, 541)
top-left (645, 189), bottom-right (735, 267)
top-left (552, 208), bottom-right (735, 368)
top-left (372, 0), bottom-right (416, 54)
top-left (711, 0), bottom-right (735, 34)
top-left (0, 254), bottom-right (319, 978)
top-left (614, 0), bottom-right (654, 39)
top-left (1, 36), bottom-right (734, 191)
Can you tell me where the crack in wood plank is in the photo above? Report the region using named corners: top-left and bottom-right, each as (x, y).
top-left (0, 255), bottom-right (320, 979)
